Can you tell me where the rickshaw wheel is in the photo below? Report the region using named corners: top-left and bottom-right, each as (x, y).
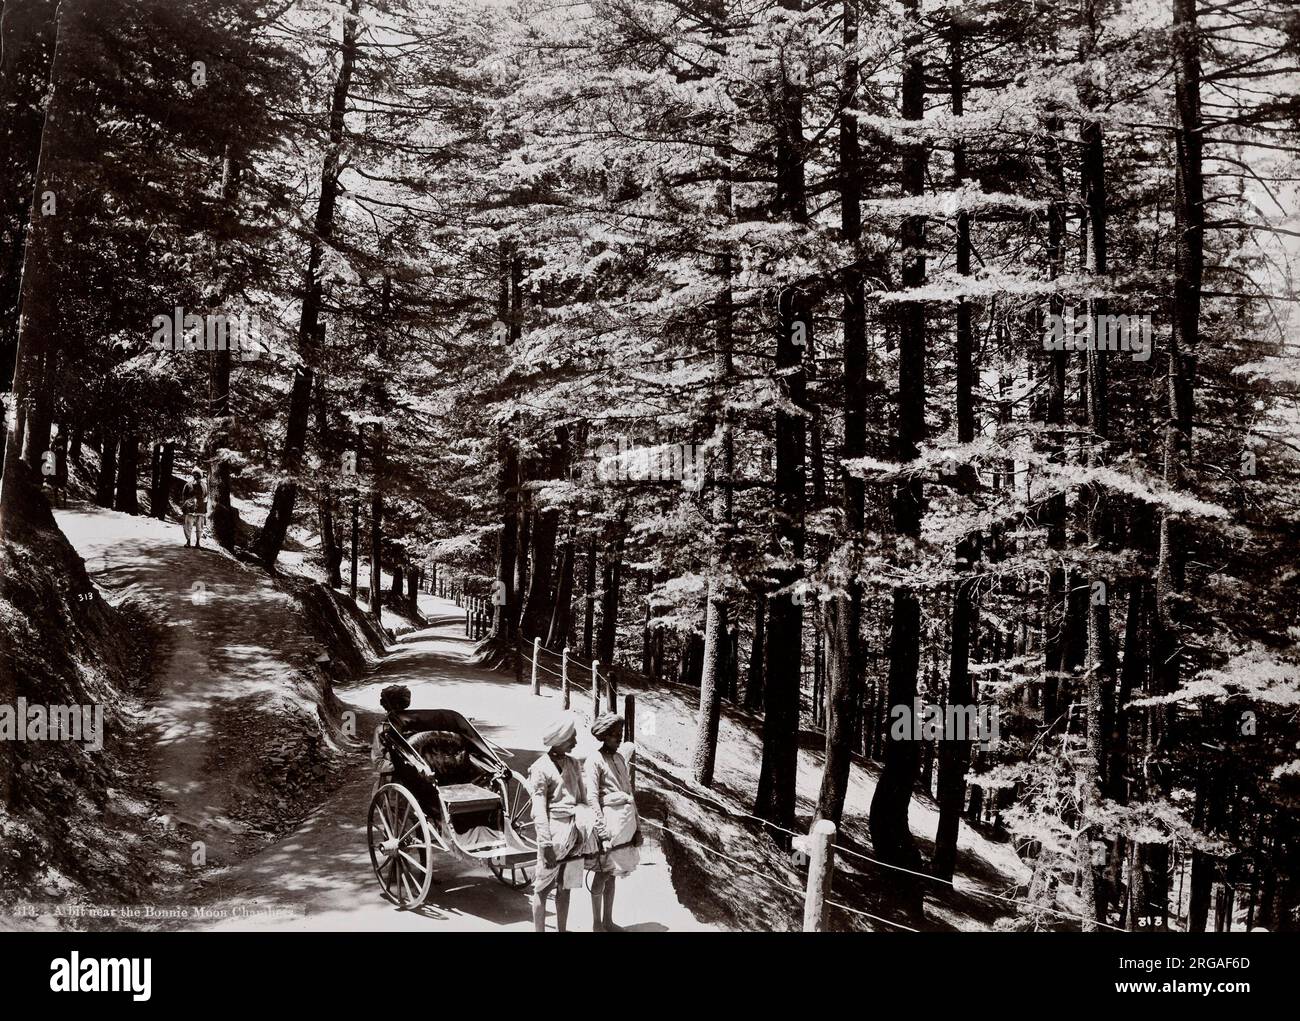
top-left (488, 771), bottom-right (537, 890)
top-left (368, 783), bottom-right (435, 909)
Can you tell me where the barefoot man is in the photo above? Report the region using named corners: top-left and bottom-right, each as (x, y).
top-left (528, 714), bottom-right (601, 932)
top-left (585, 712), bottom-right (642, 931)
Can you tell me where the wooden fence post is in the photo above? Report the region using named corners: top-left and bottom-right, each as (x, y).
top-left (515, 639), bottom-right (523, 685)
top-left (531, 636), bottom-right (541, 695)
top-left (801, 819), bottom-right (837, 932)
top-left (561, 646), bottom-right (570, 709)
top-left (592, 660), bottom-right (601, 718)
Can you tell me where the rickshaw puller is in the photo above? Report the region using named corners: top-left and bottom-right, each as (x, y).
top-left (528, 715), bottom-right (604, 932)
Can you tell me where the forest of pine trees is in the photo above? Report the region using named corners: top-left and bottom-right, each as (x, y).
top-left (2, 0), bottom-right (1300, 934)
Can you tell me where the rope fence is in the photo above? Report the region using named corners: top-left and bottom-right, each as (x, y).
top-left (520, 635), bottom-right (618, 720)
top-left (640, 759), bottom-right (1128, 933)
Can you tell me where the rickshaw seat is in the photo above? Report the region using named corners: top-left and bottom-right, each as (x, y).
top-left (438, 783), bottom-right (500, 814)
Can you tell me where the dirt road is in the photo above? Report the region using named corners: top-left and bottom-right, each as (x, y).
top-left (188, 602), bottom-right (712, 931)
top-left (57, 505), bottom-right (321, 864)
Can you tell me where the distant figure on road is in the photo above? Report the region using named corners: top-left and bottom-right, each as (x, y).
top-left (585, 712), bottom-right (641, 932)
top-left (528, 714), bottom-right (601, 932)
top-left (181, 469), bottom-right (207, 548)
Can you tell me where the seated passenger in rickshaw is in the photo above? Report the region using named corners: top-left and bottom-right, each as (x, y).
top-left (528, 714), bottom-right (603, 932)
top-left (370, 684), bottom-right (480, 787)
top-left (371, 684), bottom-right (418, 786)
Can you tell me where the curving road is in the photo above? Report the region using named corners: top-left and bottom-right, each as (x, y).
top-left (187, 603), bottom-right (712, 931)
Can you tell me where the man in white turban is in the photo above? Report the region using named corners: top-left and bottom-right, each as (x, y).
top-left (528, 713), bottom-right (604, 932)
top-left (585, 712), bottom-right (641, 931)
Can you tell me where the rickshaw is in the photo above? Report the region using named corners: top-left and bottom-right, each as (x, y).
top-left (367, 708), bottom-right (538, 909)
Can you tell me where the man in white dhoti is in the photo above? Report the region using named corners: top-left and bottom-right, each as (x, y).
top-left (585, 712), bottom-right (641, 931)
top-left (528, 714), bottom-right (601, 932)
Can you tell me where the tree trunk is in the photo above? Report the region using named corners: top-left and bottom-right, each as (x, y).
top-left (349, 501), bottom-right (359, 601)
top-left (319, 495), bottom-right (343, 588)
top-left (206, 153), bottom-right (240, 550)
top-left (754, 0), bottom-right (811, 841)
top-left (369, 425), bottom-right (384, 624)
top-left (521, 427), bottom-right (569, 639)
top-left (51, 425), bottom-right (66, 492)
top-left (745, 595), bottom-right (765, 713)
top-left (816, 0), bottom-right (868, 827)
top-left (546, 532), bottom-right (576, 650)
top-left (158, 441), bottom-right (175, 518)
top-left (23, 347), bottom-right (54, 470)
top-left (1157, 0), bottom-right (1206, 919)
top-left (513, 506), bottom-right (531, 631)
top-left (113, 432), bottom-right (140, 513)
top-left (755, 286), bottom-right (809, 838)
top-left (933, 16), bottom-right (980, 881)
top-left (1189, 849), bottom-right (1215, 932)
top-left (491, 431), bottom-right (520, 640)
top-left (255, 0), bottom-right (359, 570)
top-left (868, 0), bottom-right (927, 910)
top-left (0, 0), bottom-right (68, 535)
top-left (95, 431), bottom-right (117, 508)
top-left (692, 208), bottom-right (736, 786)
top-left (582, 542), bottom-right (596, 661)
top-left (1041, 99), bottom-right (1069, 730)
top-left (1079, 0), bottom-right (1116, 929)
top-left (0, 0), bottom-right (58, 496)
top-left (934, 575), bottom-right (975, 881)
top-left (149, 443), bottom-right (161, 515)
top-left (596, 538), bottom-right (623, 667)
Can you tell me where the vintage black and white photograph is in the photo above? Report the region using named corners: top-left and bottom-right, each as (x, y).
top-left (0, 0), bottom-right (1298, 959)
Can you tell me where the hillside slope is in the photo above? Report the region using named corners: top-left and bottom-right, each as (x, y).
top-left (0, 466), bottom-right (163, 907)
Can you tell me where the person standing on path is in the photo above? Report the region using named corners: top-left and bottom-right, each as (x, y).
top-left (528, 714), bottom-right (603, 932)
top-left (181, 469), bottom-right (207, 548)
top-left (585, 712), bottom-right (641, 931)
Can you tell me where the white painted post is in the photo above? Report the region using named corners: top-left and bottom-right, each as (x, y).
top-left (561, 647), bottom-right (570, 709)
top-left (592, 659), bottom-right (601, 718)
top-left (531, 636), bottom-right (541, 696)
top-left (801, 819), bottom-right (837, 932)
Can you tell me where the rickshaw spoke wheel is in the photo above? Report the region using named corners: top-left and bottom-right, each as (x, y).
top-left (368, 784), bottom-right (434, 909)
